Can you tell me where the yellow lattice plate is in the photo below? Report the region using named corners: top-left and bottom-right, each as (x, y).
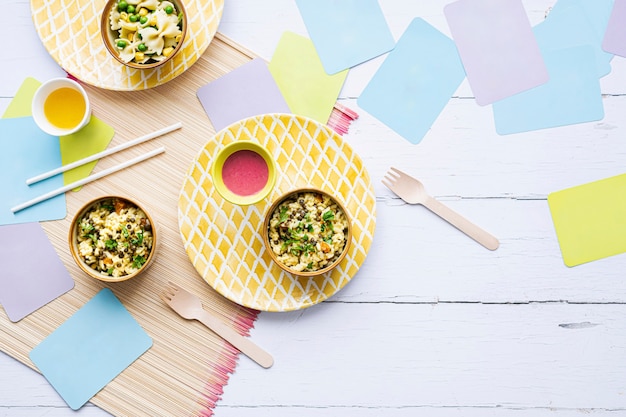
top-left (30, 0), bottom-right (223, 90)
top-left (178, 114), bottom-right (377, 312)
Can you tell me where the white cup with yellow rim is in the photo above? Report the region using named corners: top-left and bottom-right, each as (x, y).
top-left (32, 77), bottom-right (91, 136)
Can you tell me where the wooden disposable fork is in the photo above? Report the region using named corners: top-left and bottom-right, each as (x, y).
top-left (382, 167), bottom-right (499, 251)
top-left (160, 281), bottom-right (274, 368)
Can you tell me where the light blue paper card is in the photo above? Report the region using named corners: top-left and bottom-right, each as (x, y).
top-left (550, 0), bottom-right (615, 39)
top-left (296, 0), bottom-right (395, 74)
top-left (357, 18), bottom-right (465, 144)
top-left (30, 288), bottom-right (152, 410)
top-left (0, 117), bottom-right (66, 225)
top-left (539, 1), bottom-right (613, 77)
top-left (493, 45), bottom-right (603, 135)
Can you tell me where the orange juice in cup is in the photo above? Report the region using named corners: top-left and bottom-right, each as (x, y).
top-left (32, 78), bottom-right (91, 136)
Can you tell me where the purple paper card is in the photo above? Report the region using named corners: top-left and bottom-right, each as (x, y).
top-left (444, 0), bottom-right (549, 105)
top-left (0, 222), bottom-right (74, 322)
top-left (197, 58), bottom-right (290, 132)
top-left (602, 0), bottom-right (626, 57)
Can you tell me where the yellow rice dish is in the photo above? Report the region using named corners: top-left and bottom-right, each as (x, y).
top-left (267, 191), bottom-right (349, 273)
top-left (76, 198), bottom-right (154, 278)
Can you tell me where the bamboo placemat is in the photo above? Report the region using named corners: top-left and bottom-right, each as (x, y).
top-left (0, 33), bottom-right (264, 416)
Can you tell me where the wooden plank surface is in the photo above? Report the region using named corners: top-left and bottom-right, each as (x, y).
top-left (2, 0), bottom-right (626, 416)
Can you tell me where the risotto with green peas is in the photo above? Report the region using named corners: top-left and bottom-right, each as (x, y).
top-left (76, 198), bottom-right (154, 278)
top-left (267, 191), bottom-right (350, 273)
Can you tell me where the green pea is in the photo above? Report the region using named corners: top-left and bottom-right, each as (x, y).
top-left (117, 0), bottom-right (128, 11)
top-left (116, 40), bottom-right (127, 48)
top-left (129, 14), bottom-right (138, 22)
top-left (140, 16), bottom-right (148, 24)
top-left (137, 43), bottom-right (147, 52)
top-left (164, 5), bottom-right (174, 14)
top-left (127, 5), bottom-right (135, 13)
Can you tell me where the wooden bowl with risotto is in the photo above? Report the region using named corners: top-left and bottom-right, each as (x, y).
top-left (101, 0), bottom-right (187, 70)
top-left (69, 196), bottom-right (158, 282)
top-left (262, 188), bottom-right (352, 277)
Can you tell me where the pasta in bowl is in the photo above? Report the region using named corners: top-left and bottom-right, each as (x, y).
top-left (101, 0), bottom-right (187, 69)
top-left (69, 196), bottom-right (158, 282)
top-left (262, 188), bottom-right (352, 277)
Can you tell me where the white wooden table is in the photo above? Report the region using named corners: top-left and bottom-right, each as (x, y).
top-left (2, 1), bottom-right (626, 416)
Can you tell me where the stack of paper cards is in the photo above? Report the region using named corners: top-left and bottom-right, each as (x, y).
top-left (536, 0), bottom-right (613, 77)
top-left (0, 222), bottom-right (74, 322)
top-left (358, 18), bottom-right (465, 144)
top-left (295, 0), bottom-right (395, 74)
top-left (30, 288), bottom-right (152, 410)
top-left (269, 32), bottom-right (348, 124)
top-left (492, 45), bottom-right (603, 134)
top-left (444, 0), bottom-right (548, 106)
top-left (197, 58), bottom-right (290, 132)
top-left (548, 174), bottom-right (626, 267)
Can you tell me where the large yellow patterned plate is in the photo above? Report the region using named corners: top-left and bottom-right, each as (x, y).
top-left (30, 0), bottom-right (223, 90)
top-left (178, 114), bottom-right (377, 312)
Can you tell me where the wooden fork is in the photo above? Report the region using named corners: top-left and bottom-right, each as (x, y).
top-left (382, 167), bottom-right (499, 251)
top-left (160, 281), bottom-right (274, 368)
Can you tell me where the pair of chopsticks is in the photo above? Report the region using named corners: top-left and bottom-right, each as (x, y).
top-left (11, 122), bottom-right (182, 213)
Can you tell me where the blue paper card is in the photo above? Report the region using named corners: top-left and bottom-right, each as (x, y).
top-left (550, 0), bottom-right (615, 40)
top-left (0, 117), bottom-right (66, 225)
top-left (538, 0), bottom-right (613, 77)
top-left (357, 18), bottom-right (465, 144)
top-left (493, 45), bottom-right (603, 135)
top-left (296, 0), bottom-right (395, 74)
top-left (30, 288), bottom-right (152, 410)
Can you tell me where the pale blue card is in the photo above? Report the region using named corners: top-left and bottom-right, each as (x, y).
top-left (550, 0), bottom-right (615, 39)
top-left (0, 117), bottom-right (66, 225)
top-left (30, 288), bottom-right (152, 410)
top-left (296, 0), bottom-right (395, 74)
top-left (493, 46), bottom-right (603, 135)
top-left (539, 0), bottom-right (613, 77)
top-left (358, 18), bottom-right (465, 144)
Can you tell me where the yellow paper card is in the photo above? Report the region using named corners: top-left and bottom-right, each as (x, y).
top-left (2, 77), bottom-right (115, 190)
top-left (269, 32), bottom-right (348, 124)
top-left (548, 173), bottom-right (626, 266)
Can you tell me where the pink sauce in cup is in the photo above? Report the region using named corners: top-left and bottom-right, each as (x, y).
top-left (221, 150), bottom-right (269, 196)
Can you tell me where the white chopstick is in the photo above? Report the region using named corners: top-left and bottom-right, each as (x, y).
top-left (11, 147), bottom-right (166, 213)
top-left (26, 122), bottom-right (182, 185)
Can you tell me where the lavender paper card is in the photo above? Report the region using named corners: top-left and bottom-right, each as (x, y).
top-left (295, 0), bottom-right (395, 74)
top-left (602, 0), bottom-right (626, 57)
top-left (358, 18), bottom-right (465, 144)
top-left (0, 222), bottom-right (74, 322)
top-left (444, 0), bottom-right (549, 105)
top-left (197, 58), bottom-right (290, 132)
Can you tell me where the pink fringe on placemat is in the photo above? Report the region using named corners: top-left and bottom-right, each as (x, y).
top-left (327, 102), bottom-right (359, 135)
top-left (197, 308), bottom-right (260, 416)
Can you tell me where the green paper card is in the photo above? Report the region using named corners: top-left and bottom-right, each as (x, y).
top-left (2, 77), bottom-right (114, 190)
top-left (548, 173), bottom-right (626, 266)
top-left (269, 32), bottom-right (348, 124)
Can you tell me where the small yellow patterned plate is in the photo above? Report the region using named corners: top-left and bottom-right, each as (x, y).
top-left (178, 114), bottom-right (377, 312)
top-left (31, 0), bottom-right (223, 91)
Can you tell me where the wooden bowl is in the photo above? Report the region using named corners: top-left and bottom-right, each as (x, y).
top-left (101, 0), bottom-right (187, 70)
top-left (69, 196), bottom-right (158, 282)
top-left (262, 188), bottom-right (352, 277)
